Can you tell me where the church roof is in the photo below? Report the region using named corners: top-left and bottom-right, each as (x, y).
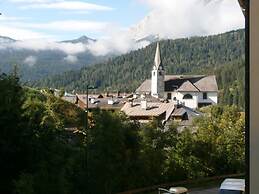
top-left (136, 75), bottom-right (218, 93)
top-left (193, 75), bottom-right (218, 92)
top-left (154, 42), bottom-right (163, 69)
top-left (177, 80), bottom-right (199, 92)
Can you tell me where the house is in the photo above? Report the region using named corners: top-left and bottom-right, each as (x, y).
top-left (121, 98), bottom-right (202, 128)
top-left (136, 42), bottom-right (218, 109)
top-left (168, 104), bottom-right (202, 132)
top-left (75, 93), bottom-right (128, 111)
top-left (121, 100), bottom-right (175, 123)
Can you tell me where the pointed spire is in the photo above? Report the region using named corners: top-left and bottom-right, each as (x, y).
top-left (154, 42), bottom-right (162, 69)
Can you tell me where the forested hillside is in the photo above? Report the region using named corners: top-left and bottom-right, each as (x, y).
top-left (0, 36), bottom-right (107, 82)
top-left (35, 29), bottom-right (245, 108)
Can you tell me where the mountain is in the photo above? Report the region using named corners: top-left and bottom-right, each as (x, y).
top-left (0, 35), bottom-right (106, 82)
top-left (0, 36), bottom-right (16, 44)
top-left (34, 29), bottom-right (245, 108)
top-left (61, 35), bottom-right (96, 44)
top-left (136, 34), bottom-right (159, 44)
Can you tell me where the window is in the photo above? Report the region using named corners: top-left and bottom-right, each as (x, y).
top-left (159, 71), bottom-right (162, 76)
top-left (183, 94), bottom-right (193, 99)
top-left (203, 92), bottom-right (208, 99)
top-left (167, 93), bottom-right (172, 99)
top-left (153, 72), bottom-right (155, 76)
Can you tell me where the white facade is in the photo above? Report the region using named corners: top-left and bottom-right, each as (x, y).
top-left (165, 91), bottom-right (218, 109)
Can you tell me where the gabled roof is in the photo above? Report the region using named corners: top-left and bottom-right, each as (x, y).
top-left (177, 80), bottom-right (199, 92)
top-left (193, 75), bottom-right (218, 92)
top-left (136, 75), bottom-right (218, 93)
top-left (76, 94), bottom-right (125, 109)
top-left (136, 79), bottom-right (151, 93)
top-left (121, 102), bottom-right (175, 118)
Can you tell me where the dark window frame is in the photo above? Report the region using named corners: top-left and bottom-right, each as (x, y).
top-left (183, 94), bottom-right (193, 99)
top-left (203, 92), bottom-right (208, 99)
top-left (167, 93), bottom-right (172, 99)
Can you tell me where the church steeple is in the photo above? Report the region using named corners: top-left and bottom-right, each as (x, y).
top-left (154, 42), bottom-right (162, 69)
top-left (151, 41), bottom-right (165, 98)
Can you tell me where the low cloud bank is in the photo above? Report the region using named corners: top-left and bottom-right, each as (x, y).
top-left (24, 55), bottom-right (37, 66)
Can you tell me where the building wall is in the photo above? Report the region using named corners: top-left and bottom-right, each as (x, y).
top-left (197, 92), bottom-right (218, 104)
top-left (165, 91), bottom-right (218, 109)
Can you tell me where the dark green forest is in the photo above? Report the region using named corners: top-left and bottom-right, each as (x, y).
top-left (35, 29), bottom-right (245, 109)
top-left (0, 73), bottom-right (244, 194)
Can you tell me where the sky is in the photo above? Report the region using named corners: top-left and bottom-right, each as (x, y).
top-left (0, 0), bottom-right (150, 40)
top-left (0, 0), bottom-right (245, 56)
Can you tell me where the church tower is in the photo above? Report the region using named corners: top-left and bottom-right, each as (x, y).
top-left (151, 42), bottom-right (165, 98)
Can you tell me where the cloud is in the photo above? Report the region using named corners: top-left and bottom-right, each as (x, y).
top-left (129, 0), bottom-right (244, 40)
top-left (11, 40), bottom-right (87, 55)
top-left (14, 20), bottom-right (108, 32)
top-left (0, 25), bottom-right (50, 40)
top-left (64, 55), bottom-right (78, 63)
top-left (19, 1), bottom-right (114, 11)
top-left (0, 15), bottom-right (26, 21)
top-left (84, 0), bottom-right (245, 56)
top-left (87, 29), bottom-right (149, 56)
top-left (24, 56), bottom-right (37, 66)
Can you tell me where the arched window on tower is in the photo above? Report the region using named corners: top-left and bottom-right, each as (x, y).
top-left (183, 94), bottom-right (193, 99)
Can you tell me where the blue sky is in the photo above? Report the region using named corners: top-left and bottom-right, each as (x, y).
top-left (0, 0), bottom-right (151, 40)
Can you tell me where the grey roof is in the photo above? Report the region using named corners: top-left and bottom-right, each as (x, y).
top-left (121, 102), bottom-right (175, 118)
top-left (171, 105), bottom-right (202, 126)
top-left (76, 94), bottom-right (126, 109)
top-left (193, 75), bottom-right (218, 92)
top-left (177, 80), bottom-right (199, 92)
top-left (136, 79), bottom-right (151, 93)
top-left (171, 107), bottom-right (187, 116)
top-left (136, 75), bottom-right (218, 93)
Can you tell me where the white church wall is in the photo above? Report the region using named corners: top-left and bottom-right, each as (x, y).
top-left (197, 92), bottom-right (218, 104)
top-left (167, 91), bottom-right (199, 109)
top-left (167, 91), bottom-right (218, 109)
top-left (182, 92), bottom-right (198, 109)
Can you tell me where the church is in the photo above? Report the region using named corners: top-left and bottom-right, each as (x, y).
top-left (135, 42), bottom-right (218, 109)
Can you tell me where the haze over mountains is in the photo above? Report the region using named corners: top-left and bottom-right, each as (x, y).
top-left (0, 33), bottom-right (160, 82)
top-left (0, 35), bottom-right (103, 81)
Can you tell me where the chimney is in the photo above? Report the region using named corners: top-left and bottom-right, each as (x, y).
top-left (141, 100), bottom-right (147, 110)
top-left (129, 98), bottom-right (134, 107)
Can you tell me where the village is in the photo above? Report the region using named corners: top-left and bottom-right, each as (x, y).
top-left (57, 42), bottom-right (218, 131)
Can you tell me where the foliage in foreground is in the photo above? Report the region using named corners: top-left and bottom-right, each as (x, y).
top-left (0, 74), bottom-right (244, 194)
